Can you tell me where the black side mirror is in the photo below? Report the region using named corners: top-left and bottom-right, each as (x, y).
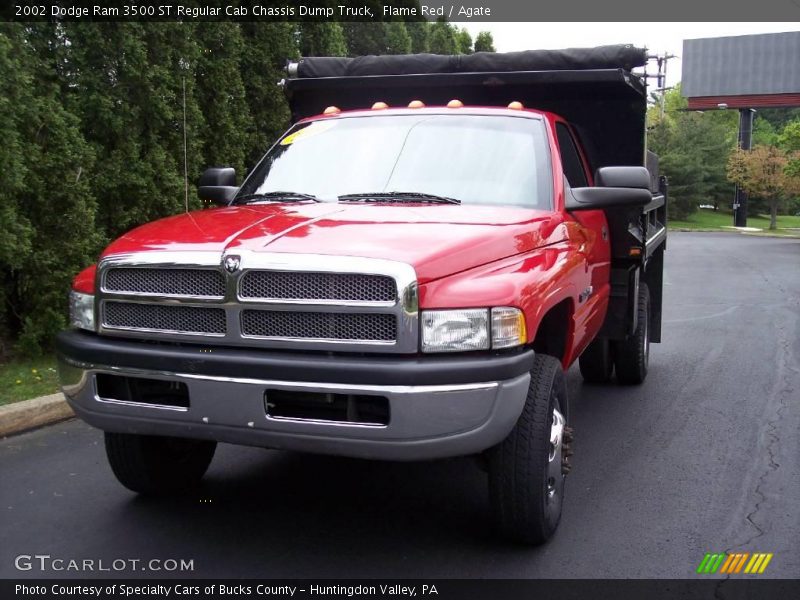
top-left (198, 167), bottom-right (238, 206)
top-left (566, 166), bottom-right (652, 211)
top-left (594, 166), bottom-right (651, 189)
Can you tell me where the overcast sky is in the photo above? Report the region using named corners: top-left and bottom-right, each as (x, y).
top-left (460, 23), bottom-right (800, 87)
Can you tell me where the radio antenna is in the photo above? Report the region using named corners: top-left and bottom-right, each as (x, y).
top-left (182, 76), bottom-right (189, 213)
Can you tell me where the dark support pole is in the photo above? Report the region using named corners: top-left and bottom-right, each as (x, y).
top-left (733, 108), bottom-right (755, 227)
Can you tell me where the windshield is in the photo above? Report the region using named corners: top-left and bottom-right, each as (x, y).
top-left (237, 114), bottom-right (552, 209)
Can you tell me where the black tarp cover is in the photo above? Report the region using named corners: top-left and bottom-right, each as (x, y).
top-left (295, 45), bottom-right (647, 78)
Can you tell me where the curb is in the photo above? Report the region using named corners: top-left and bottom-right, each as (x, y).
top-left (740, 231), bottom-right (800, 239)
top-left (669, 228), bottom-right (800, 238)
top-left (0, 393), bottom-right (74, 438)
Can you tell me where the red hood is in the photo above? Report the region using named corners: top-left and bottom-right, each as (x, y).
top-left (102, 203), bottom-right (565, 283)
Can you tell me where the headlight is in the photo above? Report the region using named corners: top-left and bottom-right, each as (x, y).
top-left (69, 291), bottom-right (95, 331)
top-left (421, 307), bottom-right (526, 353)
top-left (422, 309), bottom-right (489, 353)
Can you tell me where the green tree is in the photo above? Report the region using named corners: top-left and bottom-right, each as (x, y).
top-left (474, 31), bottom-right (496, 52)
top-left (778, 120), bottom-right (800, 152)
top-left (751, 115), bottom-right (779, 146)
top-left (195, 24), bottom-right (253, 176)
top-left (454, 27), bottom-right (472, 54)
top-left (727, 145), bottom-right (800, 229)
top-left (0, 25), bottom-right (35, 353)
top-left (384, 21), bottom-right (412, 55)
top-left (778, 120), bottom-right (800, 179)
top-left (0, 26), bottom-right (33, 272)
top-left (343, 23), bottom-right (387, 56)
top-left (139, 23), bottom-right (206, 209)
top-left (778, 121), bottom-right (800, 213)
top-left (298, 22), bottom-right (348, 57)
top-left (648, 87), bottom-right (737, 219)
top-left (1, 23), bottom-right (101, 354)
top-left (753, 107), bottom-right (800, 132)
top-left (748, 109), bottom-right (800, 216)
top-left (239, 23), bottom-right (297, 167)
top-left (406, 21), bottom-right (428, 53)
top-left (428, 20), bottom-right (457, 55)
top-left (65, 23), bottom-right (205, 239)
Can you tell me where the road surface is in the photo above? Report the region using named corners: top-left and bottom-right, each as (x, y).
top-left (2, 232), bottom-right (799, 579)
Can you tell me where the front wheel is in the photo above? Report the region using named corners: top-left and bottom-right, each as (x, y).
top-left (105, 432), bottom-right (216, 495)
top-left (487, 354), bottom-right (572, 544)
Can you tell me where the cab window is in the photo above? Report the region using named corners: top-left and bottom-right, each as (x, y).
top-left (556, 123), bottom-right (588, 188)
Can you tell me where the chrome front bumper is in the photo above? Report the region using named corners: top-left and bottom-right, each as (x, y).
top-left (57, 334), bottom-right (532, 461)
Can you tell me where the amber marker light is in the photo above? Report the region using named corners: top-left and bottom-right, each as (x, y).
top-left (323, 106), bottom-right (341, 115)
top-left (371, 101), bottom-right (388, 109)
top-left (508, 101), bottom-right (524, 110)
top-left (629, 247), bottom-right (643, 257)
top-left (408, 100), bottom-right (425, 108)
top-left (447, 99), bottom-right (464, 108)
top-left (491, 307), bottom-right (527, 349)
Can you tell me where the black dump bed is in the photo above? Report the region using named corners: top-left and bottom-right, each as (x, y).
top-left (285, 45), bottom-right (649, 173)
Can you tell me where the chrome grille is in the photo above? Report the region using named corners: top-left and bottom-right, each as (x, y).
top-left (241, 310), bottom-right (396, 342)
top-left (240, 271), bottom-right (396, 303)
top-left (104, 302), bottom-right (226, 335)
top-left (97, 253), bottom-right (417, 353)
top-left (105, 268), bottom-right (225, 298)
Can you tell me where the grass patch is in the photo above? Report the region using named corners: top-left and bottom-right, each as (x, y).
top-left (670, 208), bottom-right (800, 232)
top-left (0, 355), bottom-right (59, 406)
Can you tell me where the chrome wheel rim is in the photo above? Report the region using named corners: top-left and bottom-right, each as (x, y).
top-left (642, 310), bottom-right (650, 368)
top-left (547, 406), bottom-right (565, 501)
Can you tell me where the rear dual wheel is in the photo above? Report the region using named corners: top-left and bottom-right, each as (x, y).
top-left (612, 283), bottom-right (651, 385)
top-left (579, 336), bottom-right (614, 383)
top-left (578, 282), bottom-right (651, 385)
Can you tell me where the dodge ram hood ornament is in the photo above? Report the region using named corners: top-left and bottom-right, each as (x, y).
top-left (223, 255), bottom-right (241, 273)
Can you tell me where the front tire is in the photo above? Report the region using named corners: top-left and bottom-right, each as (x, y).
top-left (105, 432), bottom-right (216, 495)
top-left (487, 354), bottom-right (571, 544)
top-left (613, 282), bottom-right (651, 384)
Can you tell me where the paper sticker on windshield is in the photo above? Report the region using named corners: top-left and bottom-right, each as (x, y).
top-left (280, 121), bottom-right (337, 146)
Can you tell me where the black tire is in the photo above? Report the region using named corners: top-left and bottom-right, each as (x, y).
top-left (487, 354), bottom-right (570, 545)
top-left (104, 432), bottom-right (216, 495)
top-left (613, 282), bottom-right (650, 385)
top-left (578, 336), bottom-right (614, 383)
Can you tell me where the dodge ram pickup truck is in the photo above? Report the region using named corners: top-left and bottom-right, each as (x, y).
top-left (58, 45), bottom-right (667, 544)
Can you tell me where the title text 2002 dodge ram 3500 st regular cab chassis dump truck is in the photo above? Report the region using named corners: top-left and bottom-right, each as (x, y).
top-left (57, 45), bottom-right (667, 545)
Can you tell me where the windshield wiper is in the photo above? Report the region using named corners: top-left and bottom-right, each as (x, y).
top-left (235, 191), bottom-right (323, 204)
top-left (338, 192), bottom-right (461, 205)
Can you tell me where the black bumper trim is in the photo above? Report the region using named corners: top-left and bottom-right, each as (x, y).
top-left (56, 331), bottom-right (534, 386)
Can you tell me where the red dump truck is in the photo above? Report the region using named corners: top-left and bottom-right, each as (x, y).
top-left (58, 45), bottom-right (667, 544)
